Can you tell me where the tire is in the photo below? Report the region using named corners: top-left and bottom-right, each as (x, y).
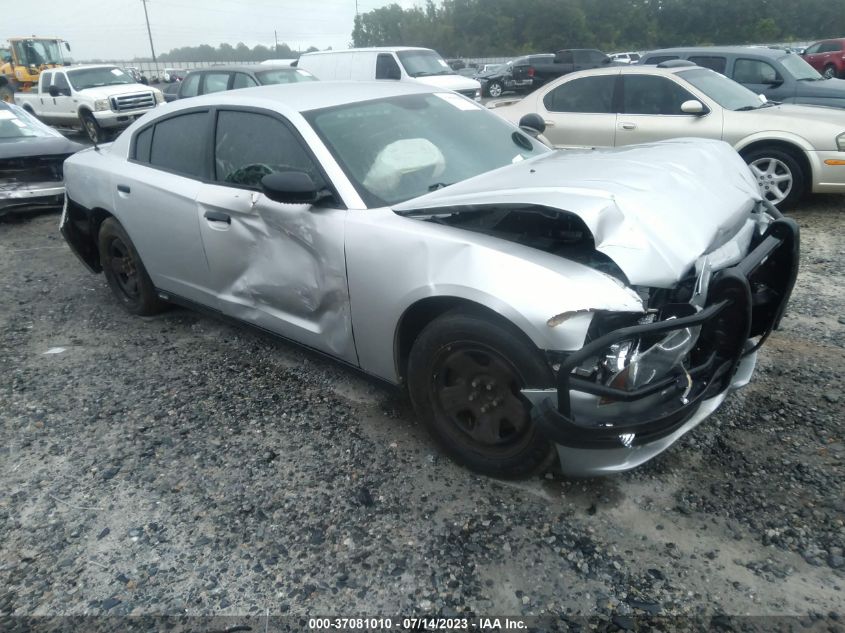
top-left (823, 64), bottom-right (837, 79)
top-left (0, 84), bottom-right (13, 103)
top-left (80, 111), bottom-right (103, 144)
top-left (742, 146), bottom-right (805, 209)
top-left (407, 310), bottom-right (555, 478)
top-left (98, 218), bottom-right (165, 316)
top-left (485, 80), bottom-right (504, 98)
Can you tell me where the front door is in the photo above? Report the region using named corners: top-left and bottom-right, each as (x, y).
top-left (615, 74), bottom-right (723, 146)
top-left (196, 108), bottom-right (356, 363)
top-left (534, 73), bottom-right (618, 148)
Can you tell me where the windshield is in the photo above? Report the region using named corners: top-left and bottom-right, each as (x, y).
top-left (677, 68), bottom-right (763, 110)
top-left (779, 54), bottom-right (823, 80)
top-left (67, 67), bottom-right (134, 90)
top-left (12, 39), bottom-right (64, 66)
top-left (396, 50), bottom-right (455, 78)
top-left (255, 68), bottom-right (317, 85)
top-left (304, 93), bottom-right (549, 207)
top-left (0, 104), bottom-right (62, 140)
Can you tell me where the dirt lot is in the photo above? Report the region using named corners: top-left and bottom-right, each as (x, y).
top-left (1, 192), bottom-right (843, 628)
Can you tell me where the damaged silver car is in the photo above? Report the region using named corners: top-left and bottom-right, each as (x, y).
top-left (1, 102), bottom-right (83, 217)
top-left (60, 82), bottom-right (799, 477)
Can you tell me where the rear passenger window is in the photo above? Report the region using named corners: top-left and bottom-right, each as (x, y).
top-left (149, 111), bottom-right (209, 177)
top-left (180, 73), bottom-right (200, 97)
top-left (688, 56), bottom-right (727, 74)
top-left (543, 75), bottom-right (616, 113)
top-left (134, 126), bottom-right (152, 162)
top-left (232, 73), bottom-right (258, 89)
top-left (214, 110), bottom-right (322, 189)
top-left (203, 72), bottom-right (230, 94)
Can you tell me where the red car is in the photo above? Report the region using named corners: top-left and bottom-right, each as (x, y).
top-left (802, 39), bottom-right (845, 78)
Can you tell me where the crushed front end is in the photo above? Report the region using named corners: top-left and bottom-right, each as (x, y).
top-left (524, 210), bottom-right (799, 476)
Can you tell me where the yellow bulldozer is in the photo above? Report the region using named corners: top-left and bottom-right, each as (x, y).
top-left (0, 36), bottom-right (72, 102)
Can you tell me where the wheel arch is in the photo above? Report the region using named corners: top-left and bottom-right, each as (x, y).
top-left (736, 138), bottom-right (813, 194)
top-left (393, 296), bottom-right (547, 384)
top-left (61, 197), bottom-right (115, 273)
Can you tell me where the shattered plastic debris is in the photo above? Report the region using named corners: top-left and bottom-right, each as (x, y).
top-left (42, 347), bottom-right (66, 355)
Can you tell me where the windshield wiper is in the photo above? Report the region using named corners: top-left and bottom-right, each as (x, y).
top-left (411, 71), bottom-right (433, 77)
top-left (735, 105), bottom-right (760, 111)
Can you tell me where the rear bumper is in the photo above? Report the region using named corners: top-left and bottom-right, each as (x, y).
top-left (525, 217), bottom-right (799, 476)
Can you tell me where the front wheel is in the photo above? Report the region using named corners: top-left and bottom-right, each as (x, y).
top-left (0, 85), bottom-right (14, 103)
top-left (823, 64), bottom-right (837, 79)
top-left (407, 311), bottom-right (555, 478)
top-left (485, 80), bottom-right (504, 98)
top-left (99, 218), bottom-right (165, 316)
top-left (742, 147), bottom-right (805, 209)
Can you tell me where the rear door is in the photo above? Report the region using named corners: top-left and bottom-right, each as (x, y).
top-left (195, 107), bottom-right (356, 362)
top-left (536, 73), bottom-right (618, 148)
top-left (114, 109), bottom-right (214, 305)
top-left (616, 73), bottom-right (722, 146)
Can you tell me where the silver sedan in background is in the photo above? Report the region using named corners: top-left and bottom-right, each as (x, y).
top-left (60, 81), bottom-right (798, 477)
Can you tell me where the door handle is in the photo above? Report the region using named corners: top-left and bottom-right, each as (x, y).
top-left (117, 184), bottom-right (130, 194)
top-left (619, 122), bottom-right (637, 130)
top-left (543, 119), bottom-right (556, 127)
top-left (204, 210), bottom-right (231, 224)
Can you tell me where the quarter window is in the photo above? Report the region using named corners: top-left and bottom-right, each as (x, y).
top-left (214, 110), bottom-right (322, 188)
top-left (622, 75), bottom-right (696, 115)
top-left (733, 59), bottom-right (780, 84)
top-left (543, 75), bottom-right (616, 113)
top-left (149, 111), bottom-right (209, 177)
top-left (134, 126), bottom-right (153, 162)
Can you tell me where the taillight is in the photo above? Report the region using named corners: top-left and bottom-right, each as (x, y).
top-left (528, 67), bottom-right (535, 77)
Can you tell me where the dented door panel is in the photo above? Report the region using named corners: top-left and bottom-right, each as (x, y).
top-left (196, 183), bottom-right (355, 364)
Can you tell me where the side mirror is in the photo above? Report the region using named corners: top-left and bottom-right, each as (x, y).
top-left (518, 113), bottom-right (546, 137)
top-left (680, 99), bottom-right (706, 115)
top-left (767, 79), bottom-right (784, 87)
top-left (65, 42), bottom-right (71, 52)
top-left (260, 171), bottom-right (320, 204)
top-left (48, 85), bottom-right (64, 97)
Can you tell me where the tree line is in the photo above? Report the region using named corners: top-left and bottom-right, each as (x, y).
top-left (137, 42), bottom-right (318, 63)
top-left (352, 0), bottom-right (845, 57)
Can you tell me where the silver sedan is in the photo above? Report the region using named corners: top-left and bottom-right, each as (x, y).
top-left (60, 81), bottom-right (798, 477)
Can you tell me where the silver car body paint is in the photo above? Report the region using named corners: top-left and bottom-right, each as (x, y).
top-left (61, 81), bottom-right (785, 475)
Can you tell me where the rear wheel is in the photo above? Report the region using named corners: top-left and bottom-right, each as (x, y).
top-left (742, 146), bottom-right (805, 209)
top-left (0, 84), bottom-right (13, 103)
top-left (98, 218), bottom-right (165, 315)
top-left (407, 310), bottom-right (555, 478)
top-left (823, 64), bottom-right (837, 79)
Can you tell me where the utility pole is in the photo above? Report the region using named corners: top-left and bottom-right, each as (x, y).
top-left (274, 30), bottom-right (279, 54)
top-left (141, 0), bottom-right (158, 78)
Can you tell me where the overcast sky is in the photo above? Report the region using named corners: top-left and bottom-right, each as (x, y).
top-left (5, 0), bottom-right (420, 60)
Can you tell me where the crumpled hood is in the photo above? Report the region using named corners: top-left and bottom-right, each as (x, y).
top-left (394, 138), bottom-right (761, 287)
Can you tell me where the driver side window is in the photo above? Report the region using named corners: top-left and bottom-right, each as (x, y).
top-left (622, 75), bottom-right (696, 115)
top-left (214, 110), bottom-right (323, 189)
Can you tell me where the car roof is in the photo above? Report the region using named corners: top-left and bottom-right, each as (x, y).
top-left (161, 79), bottom-right (437, 114)
top-left (300, 47), bottom-right (433, 56)
top-left (643, 46), bottom-right (787, 59)
top-left (559, 65), bottom-right (702, 77)
top-left (185, 64), bottom-right (296, 74)
top-left (62, 64), bottom-right (123, 71)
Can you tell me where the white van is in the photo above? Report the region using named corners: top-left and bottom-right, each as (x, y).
top-left (296, 47), bottom-right (481, 100)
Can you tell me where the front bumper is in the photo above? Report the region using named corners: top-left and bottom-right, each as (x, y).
top-left (525, 217), bottom-right (799, 476)
top-left (93, 108), bottom-right (156, 129)
top-left (809, 150), bottom-right (845, 193)
top-left (0, 183), bottom-right (65, 216)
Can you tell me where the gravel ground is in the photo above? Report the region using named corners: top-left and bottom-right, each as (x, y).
top-left (1, 193), bottom-right (843, 629)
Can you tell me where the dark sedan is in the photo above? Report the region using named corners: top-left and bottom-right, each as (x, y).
top-left (173, 64), bottom-right (317, 100)
top-left (0, 102), bottom-right (83, 217)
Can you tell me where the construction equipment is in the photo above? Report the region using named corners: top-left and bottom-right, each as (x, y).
top-left (0, 36), bottom-right (72, 103)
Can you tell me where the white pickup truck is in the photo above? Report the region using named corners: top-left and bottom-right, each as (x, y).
top-left (15, 64), bottom-right (163, 143)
